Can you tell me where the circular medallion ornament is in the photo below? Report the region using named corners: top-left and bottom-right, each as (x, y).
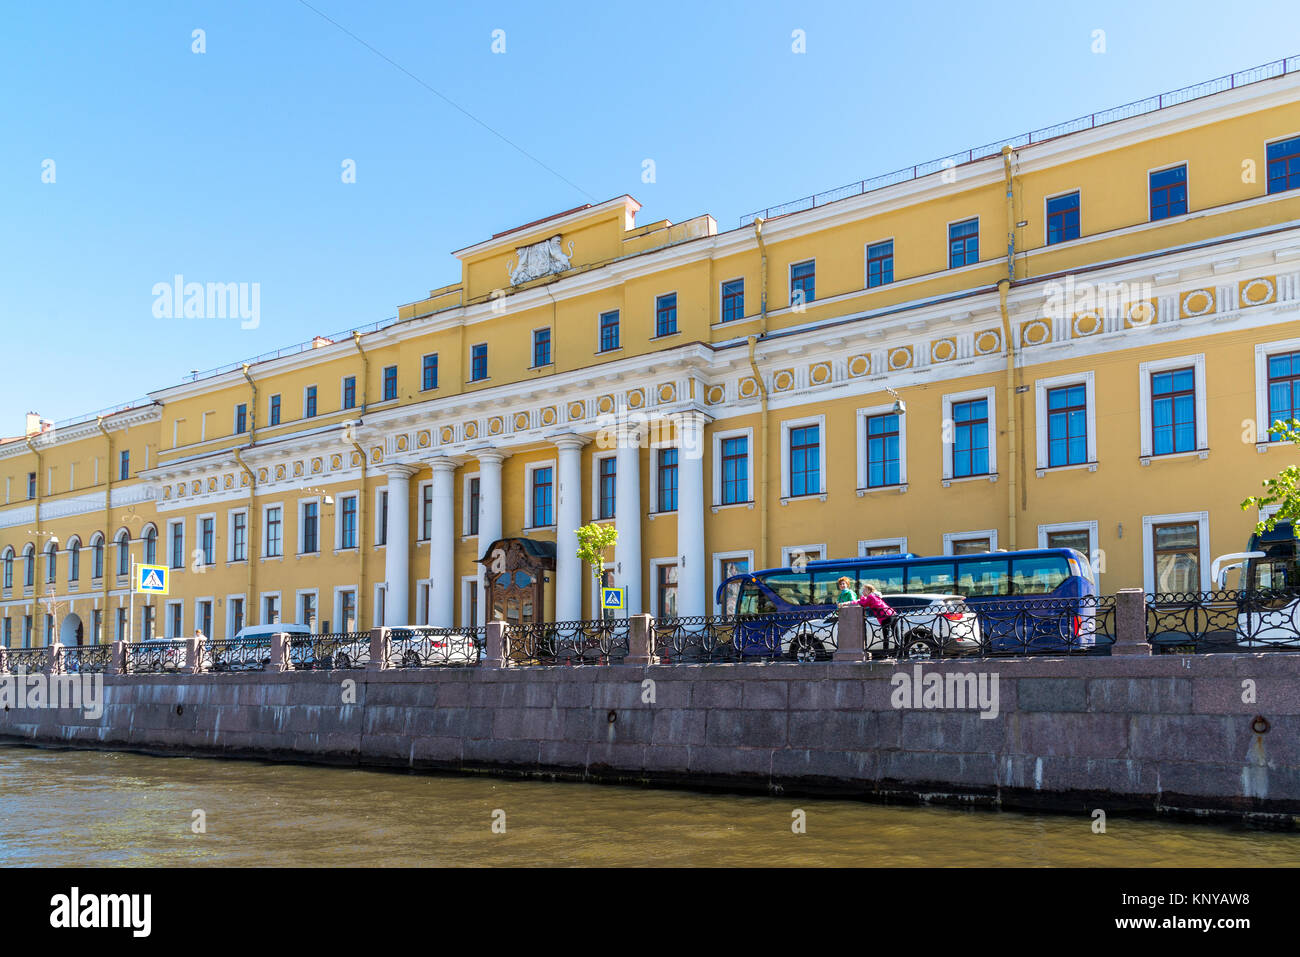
top-left (540, 407), bottom-right (556, 426)
top-left (311, 458), bottom-right (323, 474)
top-left (773, 370), bottom-right (794, 391)
top-left (931, 339), bottom-right (956, 362)
top-left (514, 413), bottom-right (530, 431)
top-left (1073, 312), bottom-right (1102, 337)
top-left (810, 362), bottom-right (831, 385)
top-left (441, 427), bottom-right (455, 444)
top-left (975, 331), bottom-right (1001, 355)
top-left (658, 384), bottom-right (676, 403)
top-left (488, 417), bottom-right (502, 435)
top-left (889, 347), bottom-right (912, 370)
top-left (706, 385), bottom-right (725, 404)
top-left (568, 401), bottom-right (585, 421)
top-left (848, 355), bottom-right (871, 377)
top-left (331, 454), bottom-right (343, 470)
top-left (464, 422), bottom-right (478, 440)
top-left (627, 390), bottom-right (644, 409)
top-left (417, 430), bottom-right (430, 448)
top-left (1127, 301), bottom-right (1156, 326)
top-left (1242, 277), bottom-right (1275, 306)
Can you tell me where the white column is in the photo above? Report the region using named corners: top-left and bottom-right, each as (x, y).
top-left (382, 464), bottom-right (418, 626)
top-left (552, 434), bottom-right (588, 622)
top-left (676, 412), bottom-right (708, 618)
top-left (427, 457), bottom-right (457, 627)
top-left (475, 450), bottom-right (506, 626)
top-left (614, 425), bottom-right (643, 615)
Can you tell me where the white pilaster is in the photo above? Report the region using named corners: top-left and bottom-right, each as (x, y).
top-left (382, 464), bottom-right (419, 626)
top-left (474, 449), bottom-right (507, 626)
top-left (552, 434), bottom-right (588, 622)
top-left (614, 425), bottom-right (643, 615)
top-left (427, 457), bottom-right (457, 627)
top-left (676, 411), bottom-right (709, 619)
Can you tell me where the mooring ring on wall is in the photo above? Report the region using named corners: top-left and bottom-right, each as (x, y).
top-left (607, 710), bottom-right (617, 724)
top-left (1251, 715), bottom-right (1269, 734)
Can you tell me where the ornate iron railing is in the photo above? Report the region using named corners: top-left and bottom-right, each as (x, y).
top-left (5, 648), bottom-right (48, 673)
top-left (1146, 590), bottom-right (1300, 652)
top-left (504, 619), bottom-right (630, 665)
top-left (651, 610), bottom-right (838, 663)
top-left (204, 637), bottom-right (272, 673)
top-left (388, 627), bottom-right (484, 667)
top-left (966, 595), bottom-right (1116, 657)
top-left (289, 632), bottom-right (370, 670)
top-left (125, 640), bottom-right (187, 674)
top-left (58, 643), bottom-right (114, 674)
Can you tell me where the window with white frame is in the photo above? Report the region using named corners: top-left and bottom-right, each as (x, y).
top-left (856, 404), bottom-right (907, 489)
top-left (526, 461), bottom-right (556, 529)
top-left (334, 587), bottom-right (358, 632)
top-left (942, 387), bottom-right (997, 480)
top-left (592, 453), bottom-right (617, 521)
top-left (297, 590), bottom-right (318, 632)
top-left (859, 537), bottom-right (908, 557)
top-left (166, 601), bottom-right (183, 638)
top-left (650, 559), bottom-right (679, 618)
top-left (781, 544), bottom-right (825, 569)
top-left (781, 416), bottom-right (826, 498)
top-left (712, 428), bottom-right (754, 506)
top-left (263, 505), bottom-right (283, 557)
top-left (1142, 511), bottom-right (1210, 593)
top-left (943, 529), bottom-right (999, 555)
top-left (713, 550), bottom-right (754, 614)
top-left (1138, 354), bottom-right (1207, 458)
top-left (460, 576), bottom-right (479, 628)
top-left (228, 509), bottom-right (248, 562)
top-left (1038, 521), bottom-right (1100, 578)
top-left (1254, 336), bottom-right (1300, 444)
top-left (336, 493), bottom-right (359, 550)
top-left (1034, 371), bottom-right (1097, 471)
top-left (226, 595), bottom-right (245, 637)
top-left (463, 474), bottom-right (480, 536)
top-left (167, 519), bottom-right (185, 569)
top-left (299, 499), bottom-right (320, 554)
top-left (262, 592), bottom-right (282, 625)
top-left (375, 489), bottom-right (389, 546)
top-left (418, 481), bottom-right (433, 541)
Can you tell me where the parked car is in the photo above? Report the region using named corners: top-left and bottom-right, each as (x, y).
top-left (132, 636), bottom-right (186, 673)
top-left (775, 593), bottom-right (983, 660)
top-left (388, 626), bottom-right (479, 666)
top-left (290, 629), bottom-right (370, 670)
top-left (209, 623), bottom-right (312, 672)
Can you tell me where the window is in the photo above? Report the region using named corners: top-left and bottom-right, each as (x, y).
top-left (228, 597), bottom-right (245, 637)
top-left (531, 466), bottom-right (554, 528)
top-left (92, 536), bottom-right (104, 579)
top-left (948, 219), bottom-right (979, 268)
top-left (1046, 191), bottom-right (1080, 244)
top-left (23, 615), bottom-right (33, 647)
top-left (957, 557), bottom-right (1010, 597)
top-left (168, 603), bottom-right (182, 639)
top-left (597, 457), bottom-right (617, 520)
top-left (656, 563), bottom-right (678, 618)
top-left (44, 544), bottom-right (56, 583)
top-left (91, 609), bottom-right (102, 643)
top-left (1152, 522), bottom-right (1200, 593)
top-left (422, 353), bottom-right (439, 391)
top-left (1268, 135), bottom-right (1300, 195)
top-left (470, 344), bottom-right (488, 381)
top-left (950, 536), bottom-right (993, 556)
top-left (27, 472), bottom-right (35, 499)
top-left (533, 328), bottom-right (552, 368)
top-left (118, 451), bottom-right (130, 481)
top-left (45, 614), bottom-right (54, 643)
top-left (301, 503), bottom-right (319, 554)
top-left (200, 517), bottom-right (214, 565)
top-left (717, 555), bottom-right (751, 614)
top-left (1045, 528), bottom-right (1092, 554)
top-left (721, 279), bottom-right (745, 322)
top-left (790, 260), bottom-right (815, 305)
top-left (1267, 350), bottom-right (1300, 439)
top-left (1151, 368), bottom-right (1196, 455)
top-left (656, 448), bottom-right (678, 512)
top-left (264, 594), bottom-right (280, 625)
top-left (1047, 384), bottom-right (1088, 467)
top-left (952, 398), bottom-right (990, 477)
top-left (1149, 165), bottom-right (1188, 220)
top-left (655, 293), bottom-right (678, 337)
top-left (115, 608), bottom-right (126, 642)
top-left (144, 526), bottom-right (157, 565)
top-left (305, 385), bottom-right (318, 418)
top-left (421, 483), bottom-right (433, 540)
top-left (22, 545), bottom-right (34, 588)
top-left (343, 376), bottom-right (357, 410)
top-left (788, 425), bottom-right (821, 496)
top-left (377, 490), bottom-right (388, 546)
top-left (232, 512), bottom-right (247, 561)
top-left (66, 539), bottom-right (79, 580)
top-left (721, 436), bottom-right (749, 505)
top-left (169, 522), bottom-right (184, 569)
top-left (269, 393), bottom-right (281, 426)
top-left (141, 604), bottom-right (155, 641)
top-left (235, 403), bottom-right (247, 434)
top-left (2, 550), bottom-right (11, 589)
top-left (865, 413), bottom-right (900, 487)
top-left (197, 600), bottom-right (213, 638)
top-left (340, 590), bottom-right (357, 631)
top-left (115, 534), bottom-right (128, 577)
top-left (340, 497), bottom-right (357, 549)
top-left (265, 507), bottom-right (283, 557)
top-left (866, 241), bottom-right (893, 288)
top-left (1011, 555), bottom-right (1069, 594)
top-left (3, 618), bottom-right (11, 648)
top-left (599, 310), bottom-right (620, 352)
top-left (299, 593), bottom-right (317, 631)
top-left (382, 365), bottom-right (397, 401)
top-left (467, 478), bottom-right (480, 535)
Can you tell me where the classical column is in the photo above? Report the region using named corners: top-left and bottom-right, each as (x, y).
top-left (552, 434), bottom-right (588, 622)
top-left (614, 424), bottom-right (643, 615)
top-left (676, 411), bottom-right (709, 619)
top-left (427, 456), bottom-right (457, 627)
top-left (475, 450), bottom-right (507, 626)
top-left (382, 463), bottom-right (419, 626)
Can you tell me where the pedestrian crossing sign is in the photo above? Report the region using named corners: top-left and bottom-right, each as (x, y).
top-left (135, 563), bottom-right (169, 595)
top-left (601, 587), bottom-right (625, 611)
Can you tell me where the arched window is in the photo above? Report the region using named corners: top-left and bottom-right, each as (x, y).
top-left (2, 547), bottom-right (13, 590)
top-left (45, 541), bottom-right (57, 584)
top-left (22, 545), bottom-right (34, 588)
top-left (116, 530), bottom-right (130, 577)
top-left (90, 534), bottom-right (104, 580)
top-left (67, 537), bottom-right (81, 582)
top-left (143, 525), bottom-right (157, 566)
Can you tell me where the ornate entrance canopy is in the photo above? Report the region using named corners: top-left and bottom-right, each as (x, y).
top-left (477, 538), bottom-right (557, 624)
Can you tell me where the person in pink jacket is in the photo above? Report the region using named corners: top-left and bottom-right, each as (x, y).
top-left (839, 584), bottom-right (898, 646)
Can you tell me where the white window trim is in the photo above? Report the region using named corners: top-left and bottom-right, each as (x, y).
top-left (379, 364), bottom-right (398, 402)
top-left (942, 387), bottom-right (998, 481)
top-left (196, 513), bottom-right (217, 567)
top-left (648, 558), bottom-right (678, 617)
top-left (712, 549), bottom-right (755, 615)
top-left (164, 599), bottom-right (184, 639)
top-left (1254, 335), bottom-right (1300, 445)
top-left (1037, 520), bottom-right (1101, 578)
top-left (333, 490), bottom-right (361, 552)
top-left (268, 392), bottom-right (282, 426)
top-left (1147, 160), bottom-right (1190, 221)
top-left (1034, 370), bottom-right (1097, 472)
top-left (1138, 353), bottom-right (1207, 459)
top-left (1042, 187), bottom-right (1082, 246)
top-left (781, 544), bottom-right (826, 568)
top-left (649, 444), bottom-right (680, 514)
top-left (946, 214), bottom-right (981, 267)
top-left (788, 257), bottom-right (816, 305)
top-left (374, 487), bottom-right (389, 547)
top-left (416, 480), bottom-right (433, 542)
top-left (653, 291), bottom-right (678, 337)
top-left (942, 529), bottom-right (999, 555)
top-left (166, 518), bottom-right (186, 569)
top-left (524, 459), bottom-right (558, 530)
top-left (332, 585), bottom-right (359, 633)
top-left (863, 237), bottom-right (895, 288)
top-left (303, 384), bottom-right (318, 418)
top-left (460, 575), bottom-right (479, 628)
top-left (597, 309), bottom-right (621, 353)
top-left (1142, 510), bottom-right (1211, 593)
top-left (420, 352), bottom-right (439, 391)
top-left (227, 507), bottom-right (248, 563)
top-left (225, 593), bottom-right (247, 638)
top-left (719, 276), bottom-right (746, 323)
top-left (591, 451), bottom-right (617, 522)
top-left (295, 588), bottom-right (320, 632)
top-left (712, 427), bottom-right (755, 507)
top-left (415, 578), bottom-right (431, 625)
top-left (234, 403), bottom-right (248, 435)
top-left (260, 590), bottom-right (283, 627)
top-left (859, 537), bottom-right (908, 556)
top-left (531, 326), bottom-right (553, 367)
top-left (340, 374), bottom-right (358, 412)
top-left (462, 472), bottom-right (481, 537)
top-left (193, 596), bottom-right (214, 638)
top-left (780, 414), bottom-right (827, 500)
top-left (855, 403), bottom-right (908, 491)
top-left (261, 502), bottom-right (285, 558)
top-left (296, 497), bottom-right (322, 555)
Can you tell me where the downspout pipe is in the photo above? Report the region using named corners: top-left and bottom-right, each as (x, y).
top-left (96, 417), bottom-right (113, 640)
top-left (25, 437), bottom-right (42, 639)
top-left (999, 148), bottom-right (1019, 551)
top-left (233, 448), bottom-right (258, 626)
top-left (241, 364), bottom-right (258, 444)
top-left (352, 332), bottom-right (369, 414)
top-left (749, 216), bottom-right (770, 571)
top-left (346, 428), bottom-right (368, 629)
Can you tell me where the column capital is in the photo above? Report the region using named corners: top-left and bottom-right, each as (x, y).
top-left (426, 454), bottom-right (461, 474)
top-left (380, 462), bottom-right (420, 480)
top-left (548, 431), bottom-right (591, 452)
top-left (467, 447), bottom-right (511, 466)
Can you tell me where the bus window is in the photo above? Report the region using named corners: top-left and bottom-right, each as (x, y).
top-left (1251, 557), bottom-right (1298, 592)
top-left (812, 570), bottom-right (847, 605)
top-left (1010, 556), bottom-right (1069, 595)
top-left (905, 562), bottom-right (956, 593)
top-left (956, 558), bottom-right (1010, 597)
top-left (737, 582), bottom-right (775, 615)
top-left (763, 572), bottom-right (813, 606)
top-left (857, 565), bottom-right (904, 594)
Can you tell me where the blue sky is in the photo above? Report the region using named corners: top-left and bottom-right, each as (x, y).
top-left (3, 0), bottom-right (1298, 424)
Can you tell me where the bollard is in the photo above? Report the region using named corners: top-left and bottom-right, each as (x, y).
top-left (185, 636), bottom-right (204, 674)
top-left (624, 614), bottom-right (657, 666)
top-left (109, 640), bottom-right (126, 676)
top-left (268, 632), bottom-right (291, 673)
top-left (46, 641), bottom-right (63, 675)
top-left (483, 620), bottom-right (506, 669)
top-left (368, 627), bottom-right (389, 671)
top-left (833, 603), bottom-right (867, 662)
top-left (1112, 588), bottom-right (1151, 656)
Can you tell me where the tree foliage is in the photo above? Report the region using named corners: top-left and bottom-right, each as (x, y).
top-left (575, 523), bottom-right (618, 600)
top-left (1242, 417), bottom-right (1300, 537)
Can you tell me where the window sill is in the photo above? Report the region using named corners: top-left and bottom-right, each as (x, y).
top-left (596, 348), bottom-right (623, 356)
top-left (856, 484), bottom-right (908, 497)
top-left (529, 363), bottom-right (554, 372)
top-left (262, 555), bottom-right (284, 562)
top-left (467, 378), bottom-right (491, 385)
top-left (941, 473), bottom-right (999, 488)
top-left (650, 331), bottom-right (680, 342)
top-left (1140, 449), bottom-right (1209, 466)
top-left (525, 525), bottom-right (557, 533)
top-left (1256, 441), bottom-right (1291, 454)
top-left (1035, 462), bottom-right (1099, 478)
top-left (226, 559), bottom-right (248, 567)
top-left (459, 534), bottom-right (479, 543)
top-left (711, 501), bottom-right (755, 514)
top-left (647, 509), bottom-right (679, 520)
top-left (333, 547), bottom-right (359, 555)
top-left (780, 493), bottom-right (827, 506)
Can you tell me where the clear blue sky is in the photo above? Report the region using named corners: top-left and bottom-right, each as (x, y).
top-left (3, 0), bottom-right (1298, 424)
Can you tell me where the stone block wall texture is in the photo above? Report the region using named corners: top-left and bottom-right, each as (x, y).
top-left (1, 654), bottom-right (1297, 819)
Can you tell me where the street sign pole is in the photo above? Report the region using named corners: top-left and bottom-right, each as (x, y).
top-left (129, 561), bottom-right (136, 645)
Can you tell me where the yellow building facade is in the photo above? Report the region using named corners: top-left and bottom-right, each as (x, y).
top-left (4, 64), bottom-right (1300, 645)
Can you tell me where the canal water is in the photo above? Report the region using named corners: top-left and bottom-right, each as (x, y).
top-left (2, 744), bottom-right (1297, 866)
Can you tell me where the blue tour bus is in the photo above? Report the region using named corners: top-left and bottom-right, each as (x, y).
top-left (715, 548), bottom-right (1100, 656)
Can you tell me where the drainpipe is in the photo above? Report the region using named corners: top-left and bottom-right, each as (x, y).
top-left (233, 448), bottom-right (258, 625)
top-left (1000, 146), bottom-right (1025, 548)
top-left (25, 437), bottom-right (42, 639)
top-left (748, 216), bottom-right (771, 570)
top-left (95, 417), bottom-right (113, 638)
top-left (345, 426), bottom-right (369, 629)
top-left (352, 332), bottom-right (369, 414)
top-left (241, 364), bottom-right (258, 444)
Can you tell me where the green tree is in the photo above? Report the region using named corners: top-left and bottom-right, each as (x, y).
top-left (1242, 417), bottom-right (1300, 538)
top-left (575, 522), bottom-right (618, 618)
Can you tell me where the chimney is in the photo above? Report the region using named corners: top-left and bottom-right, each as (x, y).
top-left (25, 412), bottom-right (41, 437)
top-left (311, 336), bottom-right (334, 349)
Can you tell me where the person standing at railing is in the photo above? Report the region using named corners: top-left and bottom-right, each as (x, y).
top-left (835, 577), bottom-right (858, 604)
top-left (839, 584), bottom-right (898, 647)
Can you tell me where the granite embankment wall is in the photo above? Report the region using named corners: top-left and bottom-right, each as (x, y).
top-left (1, 652), bottom-right (1297, 821)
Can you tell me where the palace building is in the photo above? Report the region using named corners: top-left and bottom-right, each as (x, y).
top-left (4, 59), bottom-right (1300, 645)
